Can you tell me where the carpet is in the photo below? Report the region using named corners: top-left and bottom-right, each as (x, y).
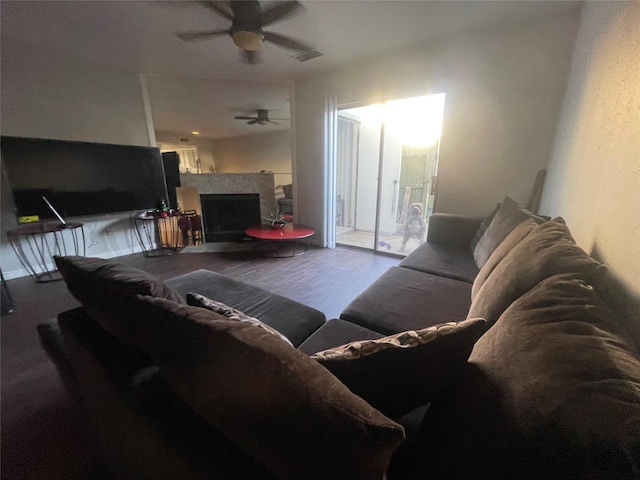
top-left (180, 242), bottom-right (257, 253)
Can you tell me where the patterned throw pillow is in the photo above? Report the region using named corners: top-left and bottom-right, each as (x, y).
top-left (186, 292), bottom-right (293, 347)
top-left (312, 318), bottom-right (488, 418)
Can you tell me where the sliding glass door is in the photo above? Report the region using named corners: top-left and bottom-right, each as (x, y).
top-left (335, 93), bottom-right (445, 256)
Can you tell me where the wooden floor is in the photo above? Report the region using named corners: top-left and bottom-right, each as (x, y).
top-left (0, 246), bottom-right (399, 479)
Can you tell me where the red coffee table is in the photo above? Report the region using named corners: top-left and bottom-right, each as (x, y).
top-left (245, 223), bottom-right (315, 257)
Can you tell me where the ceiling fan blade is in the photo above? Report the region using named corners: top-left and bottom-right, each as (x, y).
top-left (197, 1), bottom-right (234, 20)
top-left (247, 119), bottom-right (259, 125)
top-left (268, 120), bottom-right (280, 125)
top-left (230, 1), bottom-right (263, 25)
top-left (234, 116), bottom-right (257, 120)
top-left (263, 31), bottom-right (312, 52)
top-left (262, 1), bottom-right (304, 27)
top-left (241, 49), bottom-right (260, 64)
top-left (176, 30), bottom-right (229, 41)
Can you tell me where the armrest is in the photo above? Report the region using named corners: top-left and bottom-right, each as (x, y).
top-left (427, 213), bottom-right (482, 250)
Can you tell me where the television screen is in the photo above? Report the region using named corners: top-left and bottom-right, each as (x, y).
top-left (1, 136), bottom-right (168, 221)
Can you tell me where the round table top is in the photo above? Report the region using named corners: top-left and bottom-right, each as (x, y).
top-left (8, 221), bottom-right (83, 235)
top-left (245, 223), bottom-right (315, 240)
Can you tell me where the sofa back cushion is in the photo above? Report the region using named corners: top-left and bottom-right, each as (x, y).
top-left (469, 202), bottom-right (500, 253)
top-left (312, 318), bottom-right (487, 418)
top-left (471, 218), bottom-right (538, 300)
top-left (54, 255), bottom-right (184, 346)
top-left (471, 274), bottom-right (640, 477)
top-left (131, 295), bottom-right (405, 480)
top-left (468, 218), bottom-right (606, 327)
top-left (473, 197), bottom-right (543, 268)
top-left (401, 274), bottom-right (640, 479)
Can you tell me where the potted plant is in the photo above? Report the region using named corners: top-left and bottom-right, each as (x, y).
top-left (263, 214), bottom-right (288, 229)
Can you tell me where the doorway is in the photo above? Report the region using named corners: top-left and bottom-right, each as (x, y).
top-left (335, 93), bottom-right (445, 256)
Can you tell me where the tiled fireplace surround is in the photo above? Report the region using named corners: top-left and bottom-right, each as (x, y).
top-left (177, 173), bottom-right (277, 240)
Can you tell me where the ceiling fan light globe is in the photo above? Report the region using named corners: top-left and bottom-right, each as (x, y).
top-left (232, 31), bottom-right (264, 51)
top-left (258, 120), bottom-right (269, 125)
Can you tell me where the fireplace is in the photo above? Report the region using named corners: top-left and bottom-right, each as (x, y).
top-left (200, 193), bottom-right (261, 242)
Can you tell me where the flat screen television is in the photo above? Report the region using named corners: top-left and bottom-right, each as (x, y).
top-left (1, 136), bottom-right (168, 222)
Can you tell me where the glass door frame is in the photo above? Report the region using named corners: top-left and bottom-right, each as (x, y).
top-left (333, 91), bottom-right (445, 256)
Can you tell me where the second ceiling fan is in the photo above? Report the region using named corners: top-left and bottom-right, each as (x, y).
top-left (234, 109), bottom-right (287, 125)
top-left (175, 0), bottom-right (313, 64)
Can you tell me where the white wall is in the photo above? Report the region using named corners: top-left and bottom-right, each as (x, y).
top-left (214, 130), bottom-right (293, 187)
top-left (294, 13), bottom-right (580, 239)
top-left (1, 37), bottom-right (153, 278)
top-left (539, 1), bottom-right (640, 294)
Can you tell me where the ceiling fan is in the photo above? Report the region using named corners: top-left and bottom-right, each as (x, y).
top-left (234, 109), bottom-right (287, 125)
top-left (175, 0), bottom-right (313, 64)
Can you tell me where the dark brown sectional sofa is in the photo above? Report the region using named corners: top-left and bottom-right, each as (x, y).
top-left (38, 197), bottom-right (640, 479)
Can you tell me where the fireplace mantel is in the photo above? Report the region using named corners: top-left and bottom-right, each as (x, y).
top-left (179, 173), bottom-right (276, 220)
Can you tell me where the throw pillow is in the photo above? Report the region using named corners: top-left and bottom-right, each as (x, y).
top-left (54, 255), bottom-right (185, 346)
top-left (471, 218), bottom-right (538, 300)
top-left (469, 202), bottom-right (500, 254)
top-left (129, 295), bottom-right (405, 480)
top-left (186, 292), bottom-right (293, 347)
top-left (282, 183), bottom-right (293, 199)
top-left (312, 318), bottom-right (488, 418)
top-left (467, 273), bottom-right (640, 478)
top-left (274, 185), bottom-right (286, 202)
top-left (468, 218), bottom-right (607, 327)
top-left (473, 197), bottom-right (543, 269)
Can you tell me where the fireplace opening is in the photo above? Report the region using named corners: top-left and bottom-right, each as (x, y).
top-left (200, 193), bottom-right (261, 242)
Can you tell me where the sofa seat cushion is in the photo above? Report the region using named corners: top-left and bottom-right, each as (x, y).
top-left (399, 242), bottom-right (479, 283)
top-left (468, 218), bottom-right (607, 327)
top-left (404, 274), bottom-right (640, 480)
top-left (131, 296), bottom-right (405, 480)
top-left (297, 319), bottom-right (384, 355)
top-left (312, 319), bottom-right (488, 418)
top-left (165, 269), bottom-right (326, 347)
top-left (54, 255), bottom-right (184, 347)
top-left (340, 267), bottom-right (472, 336)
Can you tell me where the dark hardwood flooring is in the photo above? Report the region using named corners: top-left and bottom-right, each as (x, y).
top-left (0, 246), bottom-right (399, 479)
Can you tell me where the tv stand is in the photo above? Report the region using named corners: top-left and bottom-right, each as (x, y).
top-left (7, 222), bottom-right (86, 282)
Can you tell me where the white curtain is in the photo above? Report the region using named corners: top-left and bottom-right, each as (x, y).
top-left (336, 116), bottom-right (360, 228)
top-left (323, 96), bottom-right (338, 249)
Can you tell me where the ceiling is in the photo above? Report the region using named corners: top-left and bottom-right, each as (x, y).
top-left (146, 75), bottom-right (291, 139)
top-left (1, 1), bottom-right (582, 140)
